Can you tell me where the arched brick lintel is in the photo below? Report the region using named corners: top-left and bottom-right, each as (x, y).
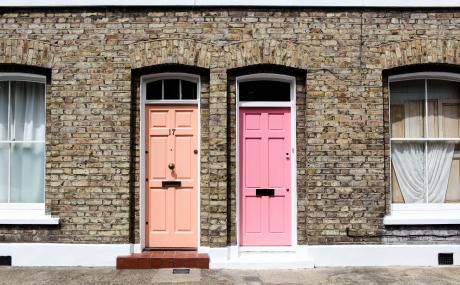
top-left (225, 40), bottom-right (307, 70)
top-left (129, 39), bottom-right (216, 70)
top-left (0, 39), bottom-right (54, 68)
top-left (380, 39), bottom-right (460, 71)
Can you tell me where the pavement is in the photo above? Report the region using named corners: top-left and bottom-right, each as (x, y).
top-left (0, 266), bottom-right (459, 285)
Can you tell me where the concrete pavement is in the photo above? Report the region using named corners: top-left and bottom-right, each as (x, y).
top-left (0, 266), bottom-right (459, 284)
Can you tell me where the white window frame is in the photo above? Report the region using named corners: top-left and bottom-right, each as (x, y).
top-left (139, 72), bottom-right (201, 250)
top-left (142, 73), bottom-right (200, 105)
top-left (0, 73), bottom-right (58, 225)
top-left (385, 72), bottom-right (460, 225)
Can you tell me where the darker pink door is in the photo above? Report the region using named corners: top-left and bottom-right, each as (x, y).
top-left (145, 105), bottom-right (198, 248)
top-left (240, 107), bottom-right (291, 246)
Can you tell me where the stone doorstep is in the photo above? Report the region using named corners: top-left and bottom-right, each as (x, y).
top-left (116, 251), bottom-right (210, 269)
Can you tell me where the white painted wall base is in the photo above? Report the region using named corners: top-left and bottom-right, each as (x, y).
top-left (309, 244), bottom-right (460, 267)
top-left (202, 246), bottom-right (314, 269)
top-left (202, 244), bottom-right (460, 269)
top-left (0, 243), bottom-right (141, 266)
top-left (2, 243), bottom-right (459, 267)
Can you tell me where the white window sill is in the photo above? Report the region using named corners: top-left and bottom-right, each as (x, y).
top-left (384, 203), bottom-right (460, 225)
top-left (0, 215), bottom-right (59, 225)
top-left (0, 203), bottom-right (59, 225)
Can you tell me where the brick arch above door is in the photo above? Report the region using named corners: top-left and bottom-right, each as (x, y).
top-left (0, 38), bottom-right (54, 68)
top-left (129, 39), bottom-right (219, 69)
top-left (225, 39), bottom-right (308, 70)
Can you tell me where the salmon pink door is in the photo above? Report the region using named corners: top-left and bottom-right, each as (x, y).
top-left (240, 107), bottom-right (291, 246)
top-left (145, 105), bottom-right (198, 248)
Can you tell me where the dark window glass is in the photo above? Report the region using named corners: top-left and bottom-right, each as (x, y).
top-left (164, 79), bottom-right (180, 100)
top-left (146, 80), bottom-right (162, 100)
top-left (181, 80), bottom-right (197, 100)
top-left (239, 81), bottom-right (290, 101)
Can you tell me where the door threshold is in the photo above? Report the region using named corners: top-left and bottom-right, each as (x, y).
top-left (238, 246), bottom-right (297, 252)
top-left (143, 247), bottom-right (197, 252)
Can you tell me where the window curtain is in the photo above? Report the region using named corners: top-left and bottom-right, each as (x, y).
top-left (10, 81), bottom-right (45, 203)
top-left (391, 143), bottom-right (426, 203)
top-left (392, 143), bottom-right (455, 203)
top-left (427, 143), bottom-right (455, 203)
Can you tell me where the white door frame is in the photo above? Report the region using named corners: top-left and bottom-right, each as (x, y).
top-left (140, 73), bottom-right (201, 250)
top-left (235, 73), bottom-right (298, 250)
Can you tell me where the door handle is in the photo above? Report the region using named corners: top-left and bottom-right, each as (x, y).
top-left (168, 163), bottom-right (175, 170)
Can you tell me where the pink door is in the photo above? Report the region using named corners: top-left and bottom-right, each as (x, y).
top-left (240, 107), bottom-right (291, 246)
top-left (145, 105), bottom-right (198, 248)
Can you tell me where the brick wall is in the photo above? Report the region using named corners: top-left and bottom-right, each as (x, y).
top-left (0, 8), bottom-right (459, 245)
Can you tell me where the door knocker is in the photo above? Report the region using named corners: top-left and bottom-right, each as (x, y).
top-left (168, 163), bottom-right (175, 170)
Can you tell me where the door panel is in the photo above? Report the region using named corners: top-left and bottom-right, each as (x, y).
top-left (240, 107), bottom-right (291, 246)
top-left (145, 105), bottom-right (198, 248)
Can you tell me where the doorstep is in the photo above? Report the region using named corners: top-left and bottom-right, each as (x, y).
top-left (116, 251), bottom-right (209, 269)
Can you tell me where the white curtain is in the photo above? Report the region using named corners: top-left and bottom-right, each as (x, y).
top-left (392, 143), bottom-right (455, 203)
top-left (0, 82), bottom-right (9, 202)
top-left (10, 81), bottom-right (45, 203)
top-left (392, 143), bottom-right (426, 203)
top-left (427, 143), bottom-right (455, 203)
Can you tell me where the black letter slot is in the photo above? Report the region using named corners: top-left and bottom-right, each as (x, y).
top-left (162, 181), bottom-right (181, 188)
top-left (256, 188), bottom-right (275, 196)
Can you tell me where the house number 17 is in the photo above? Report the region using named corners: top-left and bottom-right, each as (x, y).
top-left (169, 129), bottom-right (176, 136)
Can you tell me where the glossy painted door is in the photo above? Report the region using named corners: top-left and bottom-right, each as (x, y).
top-left (145, 105), bottom-right (198, 248)
top-left (240, 107), bottom-right (291, 246)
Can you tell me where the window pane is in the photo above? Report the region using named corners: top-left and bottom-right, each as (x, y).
top-left (239, 81), bottom-right (290, 102)
top-left (391, 142), bottom-right (426, 203)
top-left (181, 80), bottom-right (197, 100)
top-left (0, 143), bottom-right (8, 202)
top-left (163, 79), bottom-right (180, 100)
top-left (444, 143), bottom-right (460, 203)
top-left (390, 80), bottom-right (425, 138)
top-left (146, 80), bottom-right (162, 100)
top-left (10, 142), bottom-right (44, 203)
top-left (0, 81), bottom-right (8, 141)
top-left (427, 80), bottom-right (460, 138)
top-left (10, 81), bottom-right (45, 141)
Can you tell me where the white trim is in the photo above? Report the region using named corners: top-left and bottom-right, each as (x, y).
top-left (0, 216), bottom-right (59, 225)
top-left (238, 102), bottom-right (291, 107)
top-left (140, 72), bottom-right (201, 250)
top-left (1, 0), bottom-right (460, 7)
top-left (0, 73), bottom-right (49, 222)
top-left (389, 72), bottom-right (460, 83)
top-left (0, 243), bottom-right (141, 266)
top-left (235, 73), bottom-right (297, 249)
top-left (391, 138), bottom-right (460, 142)
top-left (4, 243), bottom-right (460, 267)
top-left (0, 73), bottom-right (46, 84)
top-left (384, 203), bottom-right (460, 225)
top-left (308, 244), bottom-right (460, 267)
top-left (203, 244), bottom-right (460, 268)
top-left (0, 204), bottom-right (58, 224)
top-left (143, 73), bottom-right (199, 104)
top-left (388, 71), bottom-right (460, 219)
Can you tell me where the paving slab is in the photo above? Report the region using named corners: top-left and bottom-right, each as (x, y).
top-left (0, 266), bottom-right (460, 285)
